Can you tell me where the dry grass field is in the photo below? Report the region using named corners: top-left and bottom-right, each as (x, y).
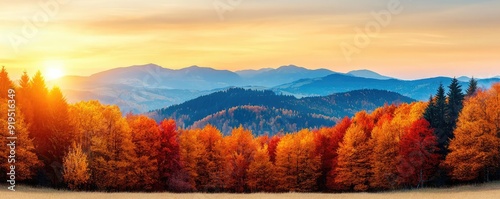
top-left (1, 182), bottom-right (500, 199)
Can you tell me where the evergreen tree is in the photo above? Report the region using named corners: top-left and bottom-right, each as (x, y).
top-left (423, 95), bottom-right (435, 126)
top-left (465, 77), bottom-right (478, 98)
top-left (0, 66), bottom-right (13, 99)
top-left (425, 84), bottom-right (448, 155)
top-left (445, 78), bottom-right (464, 139)
top-left (17, 71), bottom-right (34, 126)
top-left (46, 87), bottom-right (75, 186)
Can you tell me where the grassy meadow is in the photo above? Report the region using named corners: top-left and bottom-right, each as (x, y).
top-left (2, 182), bottom-right (500, 199)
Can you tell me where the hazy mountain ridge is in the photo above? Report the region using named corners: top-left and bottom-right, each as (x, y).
top-left (347, 69), bottom-right (393, 80)
top-left (274, 74), bottom-right (500, 101)
top-left (150, 88), bottom-right (414, 135)
top-left (49, 64), bottom-right (500, 113)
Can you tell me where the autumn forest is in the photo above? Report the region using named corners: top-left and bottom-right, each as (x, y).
top-left (1, 66), bottom-right (500, 193)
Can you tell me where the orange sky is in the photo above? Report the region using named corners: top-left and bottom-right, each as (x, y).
top-left (1, 0), bottom-right (499, 80)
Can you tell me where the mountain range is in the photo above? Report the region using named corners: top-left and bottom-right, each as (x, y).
top-left (149, 88), bottom-right (415, 135)
top-left (49, 64), bottom-right (500, 113)
top-left (274, 74), bottom-right (500, 101)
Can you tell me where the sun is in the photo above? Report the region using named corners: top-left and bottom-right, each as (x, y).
top-left (43, 60), bottom-right (65, 80)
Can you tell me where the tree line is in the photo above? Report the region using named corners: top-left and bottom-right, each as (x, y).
top-left (1, 66), bottom-right (499, 192)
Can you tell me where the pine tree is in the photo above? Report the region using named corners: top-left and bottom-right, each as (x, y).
top-left (425, 84), bottom-right (448, 155)
top-left (465, 77), bottom-right (478, 98)
top-left (46, 87), bottom-right (75, 186)
top-left (445, 78), bottom-right (464, 139)
top-left (17, 71), bottom-right (34, 127)
top-left (0, 66), bottom-right (13, 99)
top-left (423, 95), bottom-right (435, 126)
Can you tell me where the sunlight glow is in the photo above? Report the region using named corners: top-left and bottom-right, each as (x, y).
top-left (43, 60), bottom-right (65, 80)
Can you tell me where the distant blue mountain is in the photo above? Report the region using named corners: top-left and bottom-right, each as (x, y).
top-left (347, 69), bottom-right (393, 80)
top-left (236, 65), bottom-right (336, 87)
top-left (51, 64), bottom-right (339, 113)
top-left (50, 63), bottom-right (500, 113)
top-left (273, 73), bottom-right (500, 101)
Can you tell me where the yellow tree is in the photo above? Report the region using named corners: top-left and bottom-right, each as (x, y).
top-left (98, 105), bottom-right (137, 191)
top-left (275, 129), bottom-right (320, 192)
top-left (196, 124), bottom-right (226, 191)
top-left (63, 143), bottom-right (90, 190)
top-left (369, 113), bottom-right (399, 190)
top-left (335, 123), bottom-right (371, 191)
top-left (445, 84), bottom-right (500, 182)
top-left (246, 144), bottom-right (276, 192)
top-left (178, 128), bottom-right (203, 190)
top-left (224, 126), bottom-right (257, 192)
top-left (69, 101), bottom-right (137, 191)
top-left (68, 101), bottom-right (106, 152)
top-left (391, 102), bottom-right (428, 139)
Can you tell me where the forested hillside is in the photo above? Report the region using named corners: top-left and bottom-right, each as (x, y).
top-left (151, 88), bottom-right (414, 134)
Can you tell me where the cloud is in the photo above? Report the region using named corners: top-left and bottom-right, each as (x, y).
top-left (1, 0), bottom-right (499, 79)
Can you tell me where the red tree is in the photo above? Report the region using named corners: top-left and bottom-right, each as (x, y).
top-left (314, 117), bottom-right (351, 191)
top-left (397, 119), bottom-right (440, 188)
top-left (158, 119), bottom-right (189, 191)
top-left (268, 135), bottom-right (281, 164)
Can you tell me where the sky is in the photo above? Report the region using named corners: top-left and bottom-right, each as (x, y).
top-left (1, 0), bottom-right (499, 80)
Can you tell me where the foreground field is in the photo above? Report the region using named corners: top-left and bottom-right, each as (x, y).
top-left (1, 182), bottom-right (500, 199)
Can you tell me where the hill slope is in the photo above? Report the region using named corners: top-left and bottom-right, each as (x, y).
top-left (151, 88), bottom-right (414, 135)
